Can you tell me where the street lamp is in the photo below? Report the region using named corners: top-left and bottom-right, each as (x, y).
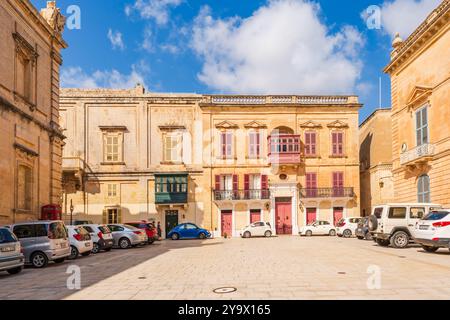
top-left (70, 199), bottom-right (74, 225)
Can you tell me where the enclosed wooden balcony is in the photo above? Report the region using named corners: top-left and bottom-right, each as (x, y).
top-left (267, 134), bottom-right (302, 165)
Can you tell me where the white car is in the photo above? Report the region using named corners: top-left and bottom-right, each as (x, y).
top-left (240, 222), bottom-right (272, 238)
top-left (336, 217), bottom-right (362, 238)
top-left (67, 225), bottom-right (93, 260)
top-left (299, 221), bottom-right (336, 236)
top-left (413, 209), bottom-right (450, 253)
top-left (81, 224), bottom-right (114, 254)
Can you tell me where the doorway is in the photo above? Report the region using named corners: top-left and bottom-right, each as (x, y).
top-left (250, 209), bottom-right (261, 224)
top-left (333, 207), bottom-right (344, 226)
top-left (306, 208), bottom-right (317, 225)
top-left (221, 210), bottom-right (232, 237)
top-left (165, 210), bottom-right (179, 238)
top-left (275, 197), bottom-right (292, 235)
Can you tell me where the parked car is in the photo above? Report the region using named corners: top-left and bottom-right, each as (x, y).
top-left (413, 209), bottom-right (450, 253)
top-left (81, 224), bottom-right (114, 254)
top-left (67, 225), bottom-right (93, 259)
top-left (73, 220), bottom-right (93, 226)
top-left (108, 224), bottom-right (148, 248)
top-left (125, 221), bottom-right (157, 244)
top-left (240, 222), bottom-right (272, 238)
top-left (336, 217), bottom-right (362, 238)
top-left (355, 217), bottom-right (372, 240)
top-left (0, 227), bottom-right (24, 275)
top-left (167, 223), bottom-right (211, 240)
top-left (8, 221), bottom-right (70, 268)
top-left (368, 203), bottom-right (442, 248)
top-left (299, 221), bottom-right (336, 236)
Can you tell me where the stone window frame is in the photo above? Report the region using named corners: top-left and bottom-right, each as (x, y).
top-left (99, 126), bottom-right (127, 165)
top-left (13, 32), bottom-right (38, 110)
top-left (159, 125), bottom-right (185, 165)
top-left (14, 143), bottom-right (38, 214)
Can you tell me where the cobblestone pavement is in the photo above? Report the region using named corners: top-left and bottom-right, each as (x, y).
top-left (1, 236), bottom-right (450, 300)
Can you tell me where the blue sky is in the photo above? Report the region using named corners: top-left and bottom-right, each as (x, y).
top-left (32, 0), bottom-right (441, 122)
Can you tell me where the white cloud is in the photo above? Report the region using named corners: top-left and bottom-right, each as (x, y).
top-left (60, 62), bottom-right (149, 89)
top-left (191, 0), bottom-right (365, 94)
top-left (107, 29), bottom-right (125, 50)
top-left (160, 43), bottom-right (179, 54)
top-left (379, 0), bottom-right (441, 38)
top-left (125, 0), bottom-right (183, 25)
top-left (142, 26), bottom-right (154, 52)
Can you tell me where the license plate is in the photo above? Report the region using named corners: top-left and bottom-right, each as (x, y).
top-left (60, 243), bottom-right (67, 248)
top-left (0, 246), bottom-right (14, 252)
top-left (85, 242), bottom-right (91, 247)
top-left (419, 225), bottom-right (429, 230)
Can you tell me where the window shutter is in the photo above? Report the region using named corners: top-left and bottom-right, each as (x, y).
top-left (261, 175), bottom-right (268, 190)
top-left (332, 132), bottom-right (337, 155)
top-left (256, 132), bottom-right (260, 156)
top-left (220, 133), bottom-right (226, 157)
top-left (311, 132), bottom-right (316, 155)
top-left (232, 174), bottom-right (239, 191)
top-left (118, 208), bottom-right (122, 224)
top-left (102, 208), bottom-right (107, 224)
top-left (226, 133), bottom-right (232, 157)
top-left (244, 174), bottom-right (250, 190)
top-left (215, 175), bottom-right (221, 191)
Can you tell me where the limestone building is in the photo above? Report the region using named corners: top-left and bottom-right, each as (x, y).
top-left (61, 88), bottom-right (361, 237)
top-left (384, 0), bottom-right (450, 206)
top-left (0, 1), bottom-right (67, 224)
top-left (359, 109), bottom-right (393, 216)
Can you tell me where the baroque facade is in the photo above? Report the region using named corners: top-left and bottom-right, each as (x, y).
top-left (0, 0), bottom-right (67, 224)
top-left (359, 108), bottom-right (393, 216)
top-left (384, 0), bottom-right (450, 206)
top-left (60, 88), bottom-right (361, 237)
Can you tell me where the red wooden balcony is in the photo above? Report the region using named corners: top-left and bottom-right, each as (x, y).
top-left (268, 134), bottom-right (302, 165)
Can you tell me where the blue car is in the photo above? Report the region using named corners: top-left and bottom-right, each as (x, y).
top-left (167, 223), bottom-right (211, 240)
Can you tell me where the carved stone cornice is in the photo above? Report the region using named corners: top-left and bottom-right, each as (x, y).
top-left (12, 32), bottom-right (39, 66)
top-left (299, 120), bottom-right (322, 129)
top-left (243, 120), bottom-right (267, 129)
top-left (327, 120), bottom-right (349, 129)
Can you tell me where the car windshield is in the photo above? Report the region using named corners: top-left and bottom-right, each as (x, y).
top-left (423, 211), bottom-right (450, 221)
top-left (124, 224), bottom-right (139, 230)
top-left (98, 226), bottom-right (111, 234)
top-left (0, 228), bottom-right (17, 243)
top-left (373, 207), bottom-right (383, 219)
top-left (48, 222), bottom-right (68, 239)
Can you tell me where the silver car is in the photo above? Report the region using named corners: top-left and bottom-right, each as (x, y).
top-left (9, 221), bottom-right (70, 268)
top-left (0, 227), bottom-right (24, 275)
top-left (107, 224), bottom-right (148, 249)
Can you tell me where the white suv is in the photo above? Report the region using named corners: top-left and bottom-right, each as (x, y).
top-left (336, 217), bottom-right (362, 238)
top-left (368, 203), bottom-right (441, 248)
top-left (413, 209), bottom-right (450, 253)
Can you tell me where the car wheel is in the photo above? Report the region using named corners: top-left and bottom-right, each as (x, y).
top-left (171, 233), bottom-right (180, 240)
top-left (54, 258), bottom-right (65, 264)
top-left (199, 232), bottom-right (207, 239)
top-left (119, 237), bottom-right (131, 249)
top-left (376, 238), bottom-right (390, 247)
top-left (68, 246), bottom-right (79, 260)
top-left (7, 266), bottom-right (23, 275)
top-left (368, 215), bottom-right (378, 231)
top-left (243, 231), bottom-right (251, 238)
top-left (81, 251), bottom-right (91, 257)
top-left (390, 231), bottom-right (409, 249)
top-left (264, 230), bottom-right (272, 237)
top-left (357, 236), bottom-right (364, 240)
top-left (31, 252), bottom-right (48, 268)
top-left (343, 229), bottom-right (352, 238)
top-left (329, 229), bottom-right (336, 236)
top-left (305, 230), bottom-right (312, 237)
top-left (421, 245), bottom-right (439, 253)
top-left (91, 243), bottom-right (100, 254)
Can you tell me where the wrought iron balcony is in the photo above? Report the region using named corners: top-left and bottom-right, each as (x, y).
top-left (268, 134), bottom-right (302, 165)
top-left (400, 143), bottom-right (435, 166)
top-left (300, 187), bottom-right (355, 199)
top-left (214, 189), bottom-right (270, 201)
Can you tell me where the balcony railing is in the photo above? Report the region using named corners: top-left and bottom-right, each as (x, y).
top-left (214, 189), bottom-right (270, 201)
top-left (62, 156), bottom-right (83, 171)
top-left (300, 188), bottom-right (354, 198)
top-left (400, 143), bottom-right (435, 165)
top-left (268, 134), bottom-right (302, 165)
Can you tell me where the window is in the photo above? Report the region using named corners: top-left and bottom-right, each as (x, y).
top-left (416, 107), bottom-right (428, 146)
top-left (388, 207), bottom-right (406, 219)
top-left (410, 207), bottom-right (425, 219)
top-left (13, 32), bottom-right (37, 105)
top-left (417, 174), bottom-right (431, 203)
top-left (184, 224), bottom-right (198, 229)
top-left (331, 131), bottom-right (344, 156)
top-left (220, 132), bottom-right (233, 158)
top-left (305, 172), bottom-right (317, 197)
top-left (13, 225), bottom-right (35, 239)
top-left (105, 208), bottom-right (121, 224)
top-left (107, 184), bottom-right (117, 197)
top-left (305, 131), bottom-right (317, 156)
top-left (332, 172), bottom-right (344, 196)
top-left (0, 229), bottom-right (18, 244)
top-left (17, 165), bottom-right (32, 211)
top-left (163, 133), bottom-right (182, 162)
top-left (248, 131), bottom-right (261, 158)
top-left (103, 132), bottom-right (123, 163)
top-left (373, 207), bottom-right (383, 219)
top-left (155, 175), bottom-right (188, 193)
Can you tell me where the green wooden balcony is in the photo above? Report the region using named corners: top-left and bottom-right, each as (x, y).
top-left (155, 174), bottom-right (188, 204)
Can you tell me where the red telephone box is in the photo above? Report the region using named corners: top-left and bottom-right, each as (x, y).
top-left (41, 204), bottom-right (62, 221)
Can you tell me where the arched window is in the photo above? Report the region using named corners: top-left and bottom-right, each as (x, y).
top-left (417, 174), bottom-right (430, 203)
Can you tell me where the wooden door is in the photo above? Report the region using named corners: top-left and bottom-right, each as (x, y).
top-left (333, 207), bottom-right (344, 226)
top-left (306, 208), bottom-right (317, 225)
top-left (221, 210), bottom-right (232, 237)
top-left (250, 209), bottom-right (261, 223)
top-left (275, 199), bottom-right (292, 235)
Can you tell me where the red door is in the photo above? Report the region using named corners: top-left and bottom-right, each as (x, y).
top-left (221, 210), bottom-right (232, 236)
top-left (306, 208), bottom-right (317, 225)
top-left (333, 207), bottom-right (344, 226)
top-left (275, 199), bottom-right (292, 235)
top-left (250, 209), bottom-right (261, 223)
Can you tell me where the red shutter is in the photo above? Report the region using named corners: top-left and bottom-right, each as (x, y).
top-left (332, 132), bottom-right (337, 155)
top-left (305, 132), bottom-right (311, 155)
top-left (338, 132), bottom-right (343, 155)
top-left (311, 132), bottom-right (316, 155)
top-left (233, 174), bottom-right (239, 191)
top-left (244, 174), bottom-right (250, 190)
top-left (256, 132), bottom-right (260, 157)
top-left (261, 175), bottom-right (268, 190)
top-left (215, 175), bottom-right (221, 191)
